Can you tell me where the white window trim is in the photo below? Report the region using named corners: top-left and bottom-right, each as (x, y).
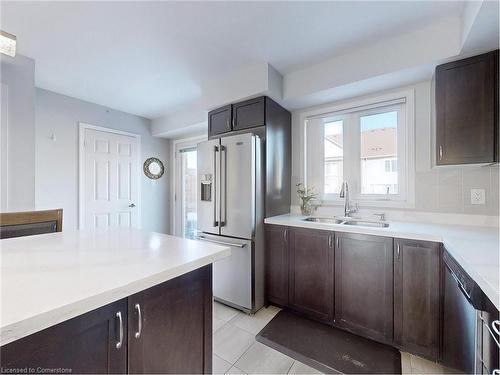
top-left (300, 89), bottom-right (415, 209)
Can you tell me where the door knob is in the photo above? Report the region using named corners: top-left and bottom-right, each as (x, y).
top-left (129, 203), bottom-right (136, 208)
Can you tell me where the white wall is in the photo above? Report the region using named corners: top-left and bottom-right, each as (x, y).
top-left (35, 89), bottom-right (171, 233)
top-left (0, 54), bottom-right (36, 211)
top-left (291, 81), bottom-right (499, 217)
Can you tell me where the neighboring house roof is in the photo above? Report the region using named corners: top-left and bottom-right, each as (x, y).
top-left (325, 128), bottom-right (396, 159)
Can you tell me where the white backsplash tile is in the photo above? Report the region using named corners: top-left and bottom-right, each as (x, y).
top-left (437, 168), bottom-right (463, 213)
top-left (415, 170), bottom-right (439, 212)
top-left (292, 163), bottom-right (499, 224)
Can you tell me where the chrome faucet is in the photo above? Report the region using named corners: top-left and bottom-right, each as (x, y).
top-left (339, 181), bottom-right (358, 217)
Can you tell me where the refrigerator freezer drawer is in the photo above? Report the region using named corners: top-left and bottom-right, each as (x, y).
top-left (198, 234), bottom-right (253, 311)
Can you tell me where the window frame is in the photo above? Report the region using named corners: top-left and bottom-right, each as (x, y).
top-left (300, 89), bottom-right (415, 209)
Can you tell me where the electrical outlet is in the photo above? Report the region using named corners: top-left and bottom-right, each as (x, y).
top-left (470, 188), bottom-right (486, 205)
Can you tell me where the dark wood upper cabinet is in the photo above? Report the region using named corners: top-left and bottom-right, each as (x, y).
top-left (232, 97), bottom-right (265, 131)
top-left (265, 224), bottom-right (289, 307)
top-left (393, 239), bottom-right (441, 360)
top-left (436, 49), bottom-right (499, 165)
top-left (128, 265), bottom-right (212, 374)
top-left (0, 298), bottom-right (128, 374)
top-left (289, 227), bottom-right (334, 323)
top-left (208, 104), bottom-right (232, 137)
top-left (334, 232), bottom-right (393, 344)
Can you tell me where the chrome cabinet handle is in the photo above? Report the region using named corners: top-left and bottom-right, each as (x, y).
top-left (493, 320), bottom-right (500, 336)
top-left (336, 237), bottom-right (339, 248)
top-left (116, 311), bottom-right (123, 349)
top-left (232, 116), bottom-right (235, 128)
top-left (283, 229), bottom-right (288, 242)
top-left (328, 235), bottom-right (334, 248)
top-left (439, 145), bottom-right (443, 161)
top-left (226, 118), bottom-right (230, 130)
top-left (135, 303), bottom-right (142, 339)
top-left (396, 243), bottom-right (400, 259)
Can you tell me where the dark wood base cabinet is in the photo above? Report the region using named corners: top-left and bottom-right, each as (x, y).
top-left (265, 224), bottom-right (289, 307)
top-left (394, 239), bottom-right (441, 360)
top-left (335, 232), bottom-right (393, 344)
top-left (1, 298), bottom-right (128, 374)
top-left (0, 265), bottom-right (213, 374)
top-left (289, 228), bottom-right (334, 323)
top-left (265, 225), bottom-right (443, 360)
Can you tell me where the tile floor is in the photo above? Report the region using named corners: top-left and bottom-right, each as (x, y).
top-left (213, 301), bottom-right (456, 375)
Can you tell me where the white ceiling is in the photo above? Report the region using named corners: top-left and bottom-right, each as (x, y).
top-left (1, 1), bottom-right (465, 119)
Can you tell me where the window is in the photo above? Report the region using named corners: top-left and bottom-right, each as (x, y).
top-left (324, 120), bottom-right (343, 194)
top-left (360, 110), bottom-right (399, 195)
top-left (304, 92), bottom-right (414, 207)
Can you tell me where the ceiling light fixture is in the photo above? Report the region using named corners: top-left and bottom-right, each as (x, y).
top-left (0, 31), bottom-right (17, 57)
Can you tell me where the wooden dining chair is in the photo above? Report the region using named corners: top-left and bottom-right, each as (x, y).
top-left (0, 209), bottom-right (63, 239)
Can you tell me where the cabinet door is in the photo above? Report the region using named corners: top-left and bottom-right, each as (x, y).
top-left (232, 97), bottom-right (265, 131)
top-left (265, 224), bottom-right (289, 306)
top-left (128, 265), bottom-right (212, 374)
top-left (394, 239), bottom-right (440, 360)
top-left (436, 50), bottom-right (498, 165)
top-left (289, 227), bottom-right (334, 322)
top-left (0, 299), bottom-right (127, 373)
top-left (335, 233), bottom-right (393, 344)
top-left (208, 105), bottom-right (232, 137)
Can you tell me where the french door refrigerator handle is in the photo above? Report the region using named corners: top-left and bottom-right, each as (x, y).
top-left (220, 145), bottom-right (227, 227)
top-left (213, 145), bottom-right (219, 227)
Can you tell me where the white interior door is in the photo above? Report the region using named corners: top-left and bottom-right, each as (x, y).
top-left (82, 127), bottom-right (139, 229)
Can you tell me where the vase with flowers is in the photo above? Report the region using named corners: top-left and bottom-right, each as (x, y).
top-left (296, 183), bottom-right (320, 216)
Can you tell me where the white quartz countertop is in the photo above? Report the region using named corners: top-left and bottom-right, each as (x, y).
top-left (265, 214), bottom-right (500, 310)
top-left (0, 228), bottom-right (231, 346)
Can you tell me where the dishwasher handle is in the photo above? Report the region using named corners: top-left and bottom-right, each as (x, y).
top-left (446, 263), bottom-right (472, 301)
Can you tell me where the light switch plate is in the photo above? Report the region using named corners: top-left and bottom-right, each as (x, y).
top-left (470, 188), bottom-right (486, 205)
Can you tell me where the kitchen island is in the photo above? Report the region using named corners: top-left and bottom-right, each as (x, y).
top-left (0, 227), bottom-right (231, 374)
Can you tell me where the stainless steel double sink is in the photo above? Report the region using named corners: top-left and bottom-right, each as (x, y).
top-left (303, 216), bottom-right (390, 228)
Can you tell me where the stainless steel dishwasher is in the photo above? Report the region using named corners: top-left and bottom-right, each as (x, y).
top-left (442, 250), bottom-right (484, 373)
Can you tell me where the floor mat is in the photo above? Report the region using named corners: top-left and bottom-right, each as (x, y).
top-left (256, 310), bottom-right (401, 374)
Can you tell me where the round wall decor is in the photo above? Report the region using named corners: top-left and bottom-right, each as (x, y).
top-left (143, 157), bottom-right (165, 179)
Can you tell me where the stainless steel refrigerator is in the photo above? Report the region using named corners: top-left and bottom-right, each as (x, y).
top-left (196, 132), bottom-right (264, 313)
